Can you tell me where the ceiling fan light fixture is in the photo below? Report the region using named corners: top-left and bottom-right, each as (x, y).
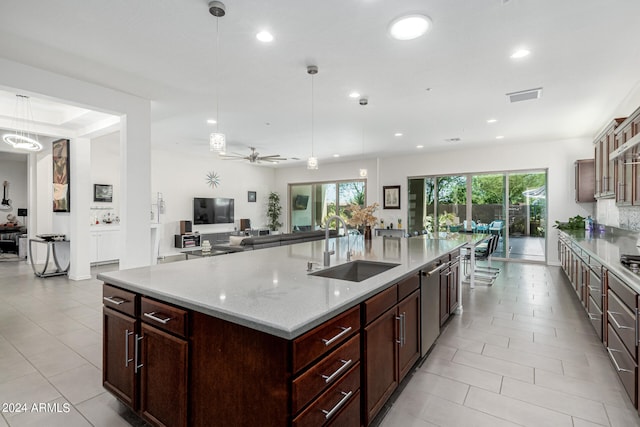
top-left (389, 14), bottom-right (432, 41)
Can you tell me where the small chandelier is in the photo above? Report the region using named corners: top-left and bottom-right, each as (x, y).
top-left (2, 95), bottom-right (43, 152)
top-left (209, 1), bottom-right (226, 153)
top-left (307, 65), bottom-right (319, 170)
top-left (358, 98), bottom-right (368, 177)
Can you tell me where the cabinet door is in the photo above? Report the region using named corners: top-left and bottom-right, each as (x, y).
top-left (398, 291), bottom-right (420, 382)
top-left (364, 307), bottom-right (398, 424)
top-left (140, 323), bottom-right (188, 427)
top-left (89, 233), bottom-right (99, 263)
top-left (439, 271), bottom-right (449, 326)
top-left (103, 307), bottom-right (137, 409)
top-left (100, 230), bottom-right (121, 262)
top-left (595, 141), bottom-right (602, 196)
top-left (449, 261), bottom-right (460, 314)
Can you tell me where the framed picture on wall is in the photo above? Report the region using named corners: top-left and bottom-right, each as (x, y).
top-left (94, 184), bottom-right (113, 202)
top-left (52, 139), bottom-right (70, 212)
top-left (248, 191), bottom-right (257, 202)
top-left (383, 185), bottom-right (401, 209)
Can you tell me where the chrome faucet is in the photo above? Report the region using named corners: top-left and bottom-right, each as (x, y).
top-left (324, 215), bottom-right (351, 267)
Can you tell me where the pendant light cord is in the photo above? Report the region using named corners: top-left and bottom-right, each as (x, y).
top-left (311, 73), bottom-right (315, 157)
top-left (215, 16), bottom-right (220, 133)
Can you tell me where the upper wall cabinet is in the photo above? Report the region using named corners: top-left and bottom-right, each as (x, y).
top-left (575, 159), bottom-right (596, 202)
top-left (612, 107), bottom-right (640, 206)
top-left (594, 118), bottom-right (625, 199)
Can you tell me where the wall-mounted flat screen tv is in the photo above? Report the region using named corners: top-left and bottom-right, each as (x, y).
top-left (293, 195), bottom-right (309, 210)
top-left (193, 197), bottom-right (235, 224)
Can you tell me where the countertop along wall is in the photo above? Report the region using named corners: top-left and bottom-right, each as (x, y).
top-left (274, 137), bottom-right (594, 264)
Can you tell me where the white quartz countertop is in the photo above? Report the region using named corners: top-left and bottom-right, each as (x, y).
top-left (98, 233), bottom-right (485, 339)
top-left (559, 229), bottom-right (640, 293)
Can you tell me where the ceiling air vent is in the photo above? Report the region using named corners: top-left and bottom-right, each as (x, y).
top-left (445, 138), bottom-right (461, 142)
top-left (506, 87), bottom-right (543, 103)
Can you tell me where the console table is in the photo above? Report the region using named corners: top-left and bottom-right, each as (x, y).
top-left (374, 228), bottom-right (406, 237)
top-left (29, 239), bottom-right (70, 277)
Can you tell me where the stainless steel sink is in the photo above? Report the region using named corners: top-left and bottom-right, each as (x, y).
top-left (309, 260), bottom-right (400, 282)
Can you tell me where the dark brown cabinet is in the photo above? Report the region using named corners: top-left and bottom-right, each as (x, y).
top-left (594, 118), bottom-right (625, 198)
top-left (440, 256), bottom-right (460, 326)
top-left (364, 275), bottom-right (420, 425)
top-left (575, 159), bottom-right (596, 202)
top-left (102, 285), bottom-right (189, 427)
top-left (614, 109), bottom-right (640, 206)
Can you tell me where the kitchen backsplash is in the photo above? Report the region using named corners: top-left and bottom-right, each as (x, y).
top-left (618, 205), bottom-right (640, 231)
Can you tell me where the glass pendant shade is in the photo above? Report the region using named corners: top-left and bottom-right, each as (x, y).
top-left (209, 132), bottom-right (226, 152)
top-left (307, 156), bottom-right (318, 170)
top-left (359, 168), bottom-right (368, 178)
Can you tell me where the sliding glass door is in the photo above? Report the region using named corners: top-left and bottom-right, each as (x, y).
top-left (408, 169), bottom-right (547, 262)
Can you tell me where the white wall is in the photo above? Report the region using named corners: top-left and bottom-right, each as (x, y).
top-left (90, 132), bottom-right (120, 222)
top-left (275, 139), bottom-right (594, 264)
top-left (0, 155), bottom-right (27, 222)
top-left (151, 149), bottom-right (276, 257)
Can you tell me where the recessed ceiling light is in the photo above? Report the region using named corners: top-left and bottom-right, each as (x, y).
top-left (395, 133), bottom-right (403, 137)
top-left (256, 31), bottom-right (274, 43)
top-left (389, 14), bottom-right (432, 41)
top-left (207, 119), bottom-right (217, 124)
top-left (510, 49), bottom-right (530, 59)
top-left (416, 145), bottom-right (424, 149)
top-left (333, 154), bottom-right (340, 158)
top-left (487, 119), bottom-right (498, 123)
top-left (348, 92), bottom-right (360, 98)
top-left (496, 135), bottom-right (505, 139)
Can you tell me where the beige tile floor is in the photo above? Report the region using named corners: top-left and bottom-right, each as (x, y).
top-left (0, 256), bottom-right (639, 426)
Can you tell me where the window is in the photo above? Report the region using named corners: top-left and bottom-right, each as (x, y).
top-left (289, 180), bottom-right (366, 232)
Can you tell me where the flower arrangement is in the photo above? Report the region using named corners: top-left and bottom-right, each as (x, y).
top-left (346, 202), bottom-right (379, 228)
top-left (438, 211), bottom-right (456, 231)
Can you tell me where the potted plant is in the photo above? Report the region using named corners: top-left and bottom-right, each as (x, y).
top-left (267, 192), bottom-right (283, 232)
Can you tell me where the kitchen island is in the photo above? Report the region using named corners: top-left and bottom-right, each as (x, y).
top-left (99, 233), bottom-right (485, 426)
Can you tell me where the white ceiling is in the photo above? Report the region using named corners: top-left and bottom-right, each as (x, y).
top-left (1, 0), bottom-right (640, 166)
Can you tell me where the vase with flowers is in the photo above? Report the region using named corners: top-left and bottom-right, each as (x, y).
top-left (346, 202), bottom-right (379, 239)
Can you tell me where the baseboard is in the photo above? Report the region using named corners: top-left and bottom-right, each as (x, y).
top-left (68, 274), bottom-right (92, 281)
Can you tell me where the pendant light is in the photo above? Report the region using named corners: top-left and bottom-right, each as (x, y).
top-left (2, 94), bottom-right (43, 152)
top-left (307, 65), bottom-right (318, 170)
top-left (359, 97), bottom-right (368, 178)
top-left (209, 1), bottom-right (226, 153)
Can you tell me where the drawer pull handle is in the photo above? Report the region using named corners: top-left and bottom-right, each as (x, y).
top-left (587, 313), bottom-right (600, 321)
top-left (321, 390), bottom-right (353, 420)
top-left (588, 286), bottom-right (600, 292)
top-left (143, 311), bottom-right (172, 324)
top-left (124, 329), bottom-right (134, 367)
top-left (322, 326), bottom-right (352, 347)
top-left (103, 296), bottom-right (126, 305)
top-left (424, 264), bottom-right (447, 276)
top-left (321, 359), bottom-right (353, 384)
top-left (608, 311), bottom-right (633, 330)
top-left (606, 347), bottom-right (633, 373)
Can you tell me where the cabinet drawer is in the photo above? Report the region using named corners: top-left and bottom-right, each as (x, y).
top-left (588, 270), bottom-right (602, 310)
top-left (607, 271), bottom-right (637, 309)
top-left (293, 306), bottom-right (360, 373)
top-left (607, 290), bottom-right (637, 358)
top-left (292, 363), bottom-right (360, 427)
top-left (140, 297), bottom-right (188, 338)
top-left (103, 284), bottom-right (137, 317)
top-left (397, 274), bottom-right (419, 301)
top-left (607, 324), bottom-right (637, 405)
top-left (292, 334), bottom-right (360, 414)
top-left (587, 295), bottom-right (602, 340)
top-left (364, 285), bottom-right (397, 324)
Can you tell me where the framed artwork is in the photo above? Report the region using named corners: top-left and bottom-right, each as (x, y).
top-left (52, 139), bottom-right (70, 212)
top-left (94, 184), bottom-right (113, 202)
top-left (248, 191), bottom-right (257, 202)
top-left (383, 185), bottom-right (401, 209)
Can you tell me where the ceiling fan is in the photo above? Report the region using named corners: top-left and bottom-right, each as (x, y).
top-left (219, 146), bottom-right (288, 164)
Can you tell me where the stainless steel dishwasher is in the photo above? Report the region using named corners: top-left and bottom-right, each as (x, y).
top-left (421, 260), bottom-right (446, 356)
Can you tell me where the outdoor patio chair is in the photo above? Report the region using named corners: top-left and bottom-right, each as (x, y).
top-left (463, 220), bottom-right (476, 233)
top-left (489, 220), bottom-right (505, 236)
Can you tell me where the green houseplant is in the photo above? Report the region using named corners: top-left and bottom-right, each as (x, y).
top-left (553, 215), bottom-right (585, 230)
top-left (267, 192), bottom-right (283, 231)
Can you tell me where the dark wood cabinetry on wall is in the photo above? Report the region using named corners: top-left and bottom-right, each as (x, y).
top-left (575, 159), bottom-right (596, 202)
top-left (594, 118), bottom-right (625, 198)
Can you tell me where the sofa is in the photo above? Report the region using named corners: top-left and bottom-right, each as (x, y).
top-left (215, 229), bottom-right (338, 252)
top-left (0, 226), bottom-right (26, 254)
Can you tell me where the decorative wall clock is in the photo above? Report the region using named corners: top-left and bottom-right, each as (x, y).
top-left (206, 171), bottom-right (221, 188)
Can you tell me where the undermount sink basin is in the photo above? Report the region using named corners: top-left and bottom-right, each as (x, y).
top-left (310, 260), bottom-right (400, 282)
